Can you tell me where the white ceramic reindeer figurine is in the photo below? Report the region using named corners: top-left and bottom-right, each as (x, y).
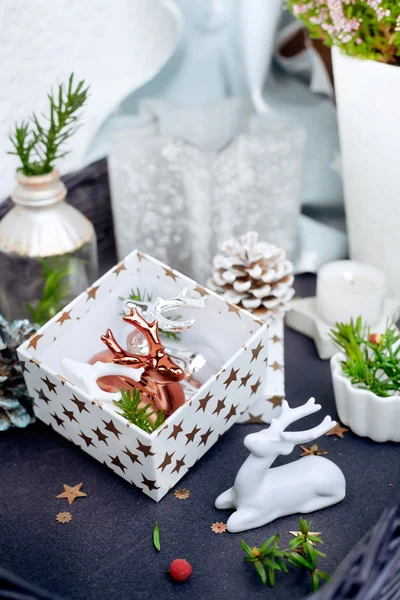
top-left (215, 398), bottom-right (346, 533)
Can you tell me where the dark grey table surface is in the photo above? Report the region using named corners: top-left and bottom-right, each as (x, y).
top-left (1, 274), bottom-right (399, 600)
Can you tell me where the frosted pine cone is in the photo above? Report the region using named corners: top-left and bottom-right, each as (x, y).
top-left (207, 232), bottom-right (295, 322)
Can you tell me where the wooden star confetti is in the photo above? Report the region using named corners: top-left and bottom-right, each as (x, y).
top-left (56, 483), bottom-right (87, 505)
top-left (300, 444), bottom-right (328, 457)
top-left (325, 423), bottom-right (349, 439)
top-left (56, 512), bottom-right (72, 524)
top-left (174, 488), bottom-right (190, 500)
top-left (289, 530), bottom-right (321, 546)
top-left (211, 522), bottom-right (227, 534)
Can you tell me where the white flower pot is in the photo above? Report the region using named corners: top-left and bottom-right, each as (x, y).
top-left (331, 352), bottom-right (400, 443)
top-left (332, 47), bottom-right (400, 299)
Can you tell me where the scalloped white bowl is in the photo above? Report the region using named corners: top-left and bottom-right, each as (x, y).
top-left (330, 353), bottom-right (400, 443)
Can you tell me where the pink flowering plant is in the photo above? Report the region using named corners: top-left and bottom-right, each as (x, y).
top-left (288, 0), bottom-right (400, 63)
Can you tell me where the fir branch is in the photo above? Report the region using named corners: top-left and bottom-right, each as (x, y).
top-left (8, 73), bottom-right (89, 176)
top-left (113, 387), bottom-right (164, 433)
top-left (241, 517), bottom-right (330, 593)
top-left (331, 317), bottom-right (400, 397)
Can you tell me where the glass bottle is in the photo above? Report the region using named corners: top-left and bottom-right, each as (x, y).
top-left (0, 170), bottom-right (98, 323)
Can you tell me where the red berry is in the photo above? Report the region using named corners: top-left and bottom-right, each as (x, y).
top-left (169, 559), bottom-right (192, 582)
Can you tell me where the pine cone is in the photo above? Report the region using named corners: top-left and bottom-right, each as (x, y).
top-left (207, 232), bottom-right (294, 322)
top-left (0, 315), bottom-right (38, 431)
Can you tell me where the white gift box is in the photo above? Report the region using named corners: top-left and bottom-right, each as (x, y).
top-left (18, 250), bottom-right (269, 501)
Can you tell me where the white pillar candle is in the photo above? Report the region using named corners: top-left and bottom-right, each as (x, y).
top-left (316, 260), bottom-right (386, 327)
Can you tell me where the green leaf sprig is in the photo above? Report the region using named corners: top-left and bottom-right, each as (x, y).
top-left (113, 387), bottom-right (164, 434)
top-left (121, 287), bottom-right (182, 341)
top-left (331, 317), bottom-right (400, 397)
top-left (8, 74), bottom-right (89, 176)
top-left (153, 521), bottom-right (161, 551)
top-left (241, 517), bottom-right (330, 593)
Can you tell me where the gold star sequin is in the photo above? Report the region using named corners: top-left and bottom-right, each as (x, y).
top-left (56, 483), bottom-right (87, 505)
top-left (268, 395), bottom-right (284, 408)
top-left (163, 267), bottom-right (178, 281)
top-left (56, 311), bottom-right (71, 326)
top-left (326, 423), bottom-right (349, 439)
top-left (251, 341), bottom-right (264, 362)
top-left (86, 285), bottom-right (100, 301)
top-left (300, 444), bottom-right (328, 457)
top-left (27, 333), bottom-right (44, 350)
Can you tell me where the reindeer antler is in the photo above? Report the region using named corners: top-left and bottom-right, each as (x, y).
top-left (274, 398), bottom-right (336, 445)
top-left (101, 308), bottom-right (184, 382)
top-left (126, 287), bottom-right (206, 332)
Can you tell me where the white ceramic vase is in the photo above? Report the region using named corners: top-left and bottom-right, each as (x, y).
top-left (331, 352), bottom-right (400, 443)
top-left (332, 47), bottom-right (400, 299)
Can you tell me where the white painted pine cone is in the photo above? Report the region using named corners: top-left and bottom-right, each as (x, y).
top-left (207, 231), bottom-right (295, 321)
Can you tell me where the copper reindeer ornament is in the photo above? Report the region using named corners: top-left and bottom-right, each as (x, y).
top-left (90, 308), bottom-right (185, 416)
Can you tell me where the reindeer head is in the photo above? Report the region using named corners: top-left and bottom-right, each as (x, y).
top-left (101, 308), bottom-right (185, 383)
top-left (244, 398), bottom-right (335, 458)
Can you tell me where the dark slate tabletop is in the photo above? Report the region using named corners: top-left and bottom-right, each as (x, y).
top-left (1, 274), bottom-right (399, 600)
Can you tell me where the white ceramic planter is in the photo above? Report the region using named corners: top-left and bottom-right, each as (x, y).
top-left (331, 352), bottom-right (400, 443)
top-left (332, 47), bottom-right (400, 300)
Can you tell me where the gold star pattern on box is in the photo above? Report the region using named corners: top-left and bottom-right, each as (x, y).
top-left (211, 522), bottom-right (227, 534)
top-left (174, 488), bottom-right (190, 500)
top-left (56, 511), bottom-right (72, 524)
top-left (56, 483), bottom-right (87, 505)
top-left (325, 423), bottom-right (350, 439)
top-left (300, 444), bottom-right (328, 457)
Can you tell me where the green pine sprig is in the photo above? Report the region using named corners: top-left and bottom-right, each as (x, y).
top-left (121, 287), bottom-right (182, 341)
top-left (26, 257), bottom-right (72, 325)
top-left (113, 387), bottom-right (164, 434)
top-left (8, 73), bottom-right (89, 175)
top-left (331, 317), bottom-right (400, 397)
top-left (241, 517), bottom-right (330, 593)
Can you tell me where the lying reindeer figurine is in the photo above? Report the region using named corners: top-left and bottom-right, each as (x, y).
top-left (215, 398), bottom-right (346, 533)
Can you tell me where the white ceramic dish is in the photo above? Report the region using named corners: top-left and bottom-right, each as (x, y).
top-left (331, 352), bottom-right (400, 443)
